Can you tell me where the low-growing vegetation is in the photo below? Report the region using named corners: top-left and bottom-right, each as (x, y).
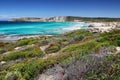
top-left (0, 29), bottom-right (120, 80)
top-left (85, 53), bottom-right (120, 80)
top-left (1, 46), bottom-right (44, 61)
top-left (0, 49), bottom-right (6, 54)
top-left (17, 38), bottom-right (37, 46)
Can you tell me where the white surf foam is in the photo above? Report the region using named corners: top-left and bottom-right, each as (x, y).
top-left (62, 22), bottom-right (88, 31)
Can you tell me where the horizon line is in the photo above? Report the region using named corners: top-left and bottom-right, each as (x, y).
top-left (1, 16), bottom-right (120, 19)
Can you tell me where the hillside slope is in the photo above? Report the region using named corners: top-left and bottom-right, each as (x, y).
top-left (0, 29), bottom-right (120, 80)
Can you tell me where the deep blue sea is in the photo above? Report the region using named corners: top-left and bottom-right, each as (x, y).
top-left (0, 21), bottom-right (88, 35)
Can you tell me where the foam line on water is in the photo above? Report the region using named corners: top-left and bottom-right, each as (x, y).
top-left (61, 22), bottom-right (88, 31)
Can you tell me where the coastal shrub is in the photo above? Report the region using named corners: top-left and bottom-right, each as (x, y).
top-left (10, 58), bottom-right (56, 80)
top-left (60, 40), bottom-right (110, 62)
top-left (1, 29), bottom-right (120, 80)
top-left (28, 40), bottom-right (36, 45)
top-left (99, 33), bottom-right (120, 46)
top-left (73, 35), bottom-right (84, 41)
top-left (2, 46), bottom-right (44, 61)
top-left (62, 40), bottom-right (98, 53)
top-left (0, 42), bottom-right (5, 47)
top-left (45, 44), bottom-right (60, 53)
top-left (0, 41), bottom-right (113, 80)
top-left (6, 45), bottom-right (14, 51)
top-left (0, 42), bottom-right (16, 51)
top-left (65, 29), bottom-right (92, 37)
top-left (17, 38), bottom-right (36, 46)
top-left (60, 41), bottom-right (69, 47)
top-left (37, 40), bottom-right (49, 46)
top-left (5, 71), bottom-right (24, 80)
top-left (8, 53), bottom-right (73, 80)
top-left (85, 53), bottom-right (120, 80)
top-left (7, 40), bottom-right (110, 80)
top-left (0, 70), bottom-right (7, 80)
top-left (0, 49), bottom-right (6, 54)
top-left (17, 39), bottom-right (29, 46)
top-left (62, 30), bottom-right (93, 44)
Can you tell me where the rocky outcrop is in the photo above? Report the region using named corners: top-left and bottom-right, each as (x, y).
top-left (88, 22), bottom-right (120, 33)
top-left (11, 16), bottom-right (67, 22)
top-left (48, 16), bottom-right (67, 22)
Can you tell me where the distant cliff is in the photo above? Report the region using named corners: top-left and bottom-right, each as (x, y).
top-left (11, 16), bottom-right (67, 22)
top-left (11, 16), bottom-right (120, 22)
top-left (11, 17), bottom-right (46, 22)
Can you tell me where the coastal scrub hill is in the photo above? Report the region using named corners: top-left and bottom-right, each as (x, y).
top-left (0, 29), bottom-right (120, 80)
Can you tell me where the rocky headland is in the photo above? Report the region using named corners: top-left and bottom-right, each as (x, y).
top-left (88, 22), bottom-right (120, 33)
top-left (11, 16), bottom-right (120, 22)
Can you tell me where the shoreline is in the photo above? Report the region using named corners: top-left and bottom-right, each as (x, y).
top-left (0, 22), bottom-right (88, 41)
top-left (0, 22), bottom-right (120, 41)
top-left (0, 34), bottom-right (53, 41)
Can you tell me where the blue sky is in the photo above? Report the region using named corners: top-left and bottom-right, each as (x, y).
top-left (0, 0), bottom-right (120, 19)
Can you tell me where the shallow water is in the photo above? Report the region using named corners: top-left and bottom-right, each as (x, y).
top-left (0, 21), bottom-right (89, 40)
top-left (0, 21), bottom-right (88, 35)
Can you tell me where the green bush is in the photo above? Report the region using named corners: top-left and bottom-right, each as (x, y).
top-left (17, 38), bottom-right (36, 46)
top-left (17, 39), bottom-right (29, 46)
top-left (98, 29), bottom-right (120, 46)
top-left (0, 42), bottom-right (6, 47)
top-left (0, 49), bottom-right (6, 54)
top-left (6, 45), bottom-right (14, 51)
top-left (37, 40), bottom-right (49, 46)
top-left (60, 40), bottom-right (110, 63)
top-left (61, 40), bottom-right (108, 53)
top-left (10, 58), bottom-right (56, 80)
top-left (5, 71), bottom-right (24, 80)
top-left (45, 45), bottom-right (60, 53)
top-left (0, 70), bottom-right (7, 80)
top-left (85, 53), bottom-right (120, 80)
top-left (5, 39), bottom-right (110, 80)
top-left (2, 46), bottom-right (44, 61)
top-left (65, 29), bottom-right (92, 37)
top-left (73, 35), bottom-right (84, 41)
top-left (62, 29), bottom-right (92, 43)
top-left (60, 41), bottom-right (69, 47)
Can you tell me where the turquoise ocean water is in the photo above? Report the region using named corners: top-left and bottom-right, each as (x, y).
top-left (0, 21), bottom-right (88, 35)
